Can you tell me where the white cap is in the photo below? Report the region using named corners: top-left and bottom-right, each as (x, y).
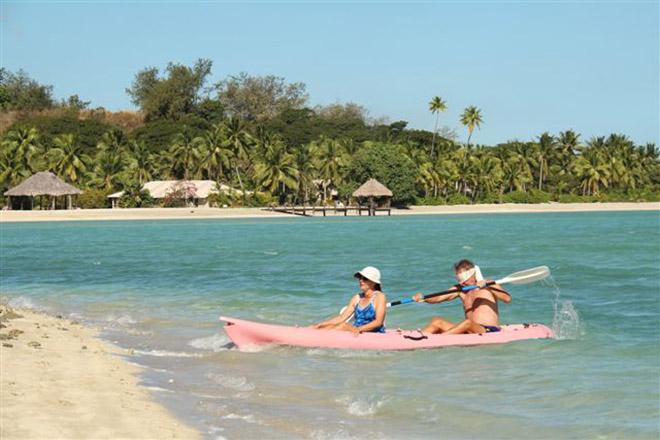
top-left (354, 266), bottom-right (381, 285)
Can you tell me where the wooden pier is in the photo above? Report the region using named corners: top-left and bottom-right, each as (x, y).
top-left (266, 205), bottom-right (391, 217)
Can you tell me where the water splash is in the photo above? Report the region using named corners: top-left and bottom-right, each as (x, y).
top-left (545, 276), bottom-right (581, 340)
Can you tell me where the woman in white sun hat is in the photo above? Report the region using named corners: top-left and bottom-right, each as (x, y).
top-left (312, 266), bottom-right (387, 334)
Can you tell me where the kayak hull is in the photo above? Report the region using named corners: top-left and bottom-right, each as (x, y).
top-left (220, 316), bottom-right (554, 351)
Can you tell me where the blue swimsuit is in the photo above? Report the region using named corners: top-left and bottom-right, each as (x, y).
top-left (353, 294), bottom-right (385, 333)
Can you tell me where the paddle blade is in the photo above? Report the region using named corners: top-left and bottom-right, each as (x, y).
top-left (497, 266), bottom-right (550, 285)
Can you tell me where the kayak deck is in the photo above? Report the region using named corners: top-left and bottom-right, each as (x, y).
top-left (220, 316), bottom-right (555, 351)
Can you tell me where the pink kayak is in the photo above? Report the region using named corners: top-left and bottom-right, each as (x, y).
top-left (220, 316), bottom-right (555, 351)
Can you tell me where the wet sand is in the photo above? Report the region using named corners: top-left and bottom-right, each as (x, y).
top-left (0, 202), bottom-right (658, 223)
top-left (0, 304), bottom-right (199, 439)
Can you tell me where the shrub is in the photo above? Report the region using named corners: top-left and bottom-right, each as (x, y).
top-left (526, 189), bottom-right (552, 203)
top-left (161, 183), bottom-right (196, 207)
top-left (118, 182), bottom-right (155, 208)
top-left (207, 192), bottom-right (232, 207)
top-left (415, 196), bottom-right (445, 206)
top-left (445, 193), bottom-right (471, 205)
top-left (502, 191), bottom-right (528, 203)
top-left (477, 192), bottom-right (502, 204)
top-left (78, 189), bottom-right (110, 209)
top-left (558, 193), bottom-right (595, 203)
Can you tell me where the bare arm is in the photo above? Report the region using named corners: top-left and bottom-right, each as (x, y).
top-left (312, 295), bottom-right (358, 328)
top-left (413, 287), bottom-right (461, 304)
top-left (356, 293), bottom-right (386, 333)
top-left (485, 283), bottom-right (511, 303)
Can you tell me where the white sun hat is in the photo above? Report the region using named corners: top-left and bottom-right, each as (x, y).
top-left (354, 266), bottom-right (381, 285)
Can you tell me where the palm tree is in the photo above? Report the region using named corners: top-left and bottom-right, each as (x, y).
top-left (225, 117), bottom-right (253, 195)
top-left (48, 134), bottom-right (89, 184)
top-left (254, 139), bottom-right (298, 204)
top-left (572, 149), bottom-right (611, 195)
top-left (96, 129), bottom-right (128, 155)
top-left (536, 132), bottom-right (556, 190)
top-left (293, 143), bottom-right (316, 204)
top-left (126, 140), bottom-right (154, 184)
top-left (167, 132), bottom-right (199, 180)
top-left (311, 136), bottom-right (345, 202)
top-left (460, 106), bottom-right (483, 147)
top-left (90, 149), bottom-right (125, 191)
top-left (197, 124), bottom-right (232, 181)
top-left (1, 127), bottom-right (41, 181)
top-left (429, 96), bottom-right (447, 158)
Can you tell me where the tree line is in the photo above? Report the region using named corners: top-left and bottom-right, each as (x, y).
top-left (1, 61), bottom-right (658, 208)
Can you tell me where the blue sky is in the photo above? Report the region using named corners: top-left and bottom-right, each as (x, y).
top-left (1, 1), bottom-right (658, 145)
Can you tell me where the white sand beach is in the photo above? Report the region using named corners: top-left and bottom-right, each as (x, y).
top-left (0, 304), bottom-right (199, 439)
top-left (0, 202), bottom-right (658, 223)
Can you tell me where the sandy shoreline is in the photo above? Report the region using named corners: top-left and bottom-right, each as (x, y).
top-left (0, 304), bottom-right (199, 439)
top-left (0, 202), bottom-right (658, 223)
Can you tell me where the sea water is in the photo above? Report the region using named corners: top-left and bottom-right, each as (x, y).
top-left (1, 211), bottom-right (659, 439)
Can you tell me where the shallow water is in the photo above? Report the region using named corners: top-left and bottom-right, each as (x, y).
top-left (2, 211), bottom-right (659, 439)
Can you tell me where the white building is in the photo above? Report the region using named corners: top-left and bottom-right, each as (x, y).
top-left (108, 180), bottom-right (244, 208)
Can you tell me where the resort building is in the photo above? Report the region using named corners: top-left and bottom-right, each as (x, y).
top-left (108, 180), bottom-right (242, 208)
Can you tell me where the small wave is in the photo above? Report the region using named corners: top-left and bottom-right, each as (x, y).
top-left (207, 426), bottom-right (228, 440)
top-left (7, 296), bottom-right (40, 310)
top-left (189, 333), bottom-right (231, 352)
top-left (336, 395), bottom-right (387, 416)
top-left (144, 386), bottom-right (173, 393)
top-left (462, 245), bottom-right (473, 250)
top-left (133, 349), bottom-right (204, 358)
top-left (206, 373), bottom-right (255, 391)
top-left (261, 250), bottom-right (278, 256)
top-left (310, 428), bottom-right (355, 440)
top-left (223, 413), bottom-right (258, 424)
top-left (103, 313), bottom-right (137, 326)
top-left (126, 328), bottom-right (154, 336)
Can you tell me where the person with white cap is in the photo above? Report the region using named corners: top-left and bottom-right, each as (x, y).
top-left (412, 259), bottom-right (511, 335)
top-left (312, 266), bottom-right (387, 334)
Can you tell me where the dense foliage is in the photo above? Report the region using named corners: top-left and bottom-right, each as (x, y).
top-left (1, 65), bottom-right (658, 208)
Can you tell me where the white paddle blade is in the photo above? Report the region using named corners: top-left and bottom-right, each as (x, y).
top-left (496, 266), bottom-right (550, 285)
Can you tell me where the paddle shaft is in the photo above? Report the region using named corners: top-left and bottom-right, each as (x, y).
top-left (387, 281), bottom-right (495, 308)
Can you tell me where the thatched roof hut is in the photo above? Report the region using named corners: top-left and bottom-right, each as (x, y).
top-left (4, 172), bottom-right (82, 210)
top-left (352, 178), bottom-right (393, 198)
top-left (5, 172), bottom-right (82, 197)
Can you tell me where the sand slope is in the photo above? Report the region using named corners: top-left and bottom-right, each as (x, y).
top-left (0, 305), bottom-right (199, 439)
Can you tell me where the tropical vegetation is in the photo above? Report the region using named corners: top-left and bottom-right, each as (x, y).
top-left (1, 63), bottom-right (658, 208)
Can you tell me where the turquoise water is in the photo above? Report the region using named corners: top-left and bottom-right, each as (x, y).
top-left (1, 212), bottom-right (659, 439)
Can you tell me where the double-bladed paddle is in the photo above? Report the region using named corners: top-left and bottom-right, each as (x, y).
top-left (387, 265), bottom-right (551, 307)
top-left (339, 265), bottom-right (551, 320)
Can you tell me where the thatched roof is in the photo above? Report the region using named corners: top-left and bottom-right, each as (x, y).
top-left (4, 172), bottom-right (82, 197)
top-left (352, 178), bottom-right (393, 198)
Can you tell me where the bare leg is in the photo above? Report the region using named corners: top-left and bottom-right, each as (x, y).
top-left (330, 322), bottom-right (357, 332)
top-left (422, 316), bottom-right (456, 334)
top-left (443, 319), bottom-right (486, 335)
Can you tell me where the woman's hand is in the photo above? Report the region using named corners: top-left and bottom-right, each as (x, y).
top-left (351, 326), bottom-right (361, 336)
top-left (413, 293), bottom-right (424, 302)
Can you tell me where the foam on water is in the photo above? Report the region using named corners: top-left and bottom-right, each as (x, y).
top-left (7, 295), bottom-right (41, 310)
top-left (188, 332), bottom-right (231, 352)
top-left (133, 349), bottom-right (205, 358)
top-left (336, 395), bottom-right (388, 417)
top-left (206, 373), bottom-right (255, 392)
